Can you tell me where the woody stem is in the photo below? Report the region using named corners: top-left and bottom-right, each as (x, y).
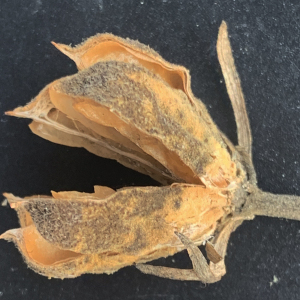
top-left (244, 189), bottom-right (300, 221)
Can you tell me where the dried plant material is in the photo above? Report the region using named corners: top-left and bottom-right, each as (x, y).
top-left (1, 21), bottom-right (300, 283)
top-left (205, 241), bottom-right (223, 264)
top-left (1, 199), bottom-right (8, 206)
top-left (217, 22), bottom-right (252, 159)
top-left (2, 185), bottom-right (228, 278)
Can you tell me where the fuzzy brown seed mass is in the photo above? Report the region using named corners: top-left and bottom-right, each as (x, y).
top-left (23, 185), bottom-right (225, 256)
top-left (56, 60), bottom-right (241, 187)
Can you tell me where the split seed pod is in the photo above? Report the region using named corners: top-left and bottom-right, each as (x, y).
top-left (1, 22), bottom-right (300, 283)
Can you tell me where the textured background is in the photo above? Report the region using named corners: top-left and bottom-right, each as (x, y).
top-left (0, 1), bottom-right (300, 299)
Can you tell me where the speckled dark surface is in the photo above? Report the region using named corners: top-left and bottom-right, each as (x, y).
top-left (0, 1), bottom-right (300, 299)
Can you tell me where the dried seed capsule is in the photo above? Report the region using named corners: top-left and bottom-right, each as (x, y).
top-left (2, 183), bottom-right (229, 278)
top-left (2, 25), bottom-right (247, 279)
top-left (3, 22), bottom-right (298, 283)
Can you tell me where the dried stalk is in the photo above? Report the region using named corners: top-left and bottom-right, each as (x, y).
top-left (243, 188), bottom-right (300, 221)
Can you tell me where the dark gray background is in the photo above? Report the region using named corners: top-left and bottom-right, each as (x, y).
top-left (0, 0), bottom-right (299, 299)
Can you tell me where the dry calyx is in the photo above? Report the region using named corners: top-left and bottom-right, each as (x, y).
top-left (1, 22), bottom-right (300, 282)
